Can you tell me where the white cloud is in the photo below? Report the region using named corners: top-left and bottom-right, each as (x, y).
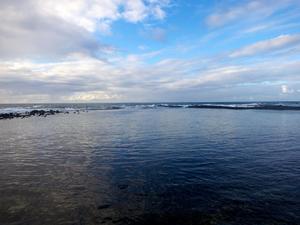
top-left (206, 1), bottom-right (263, 27)
top-left (122, 0), bottom-right (147, 23)
top-left (161, 66), bottom-right (252, 90)
top-left (67, 91), bottom-right (121, 101)
top-left (0, 0), bottom-right (170, 59)
top-left (281, 85), bottom-right (294, 94)
top-left (206, 0), bottom-right (294, 27)
top-left (281, 85), bottom-right (288, 93)
top-left (230, 34), bottom-right (300, 58)
top-left (1, 53), bottom-right (299, 102)
top-left (243, 24), bottom-right (271, 34)
top-left (37, 0), bottom-right (169, 32)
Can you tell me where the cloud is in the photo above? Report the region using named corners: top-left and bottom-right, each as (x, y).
top-left (1, 52), bottom-right (300, 102)
top-left (281, 85), bottom-right (288, 93)
top-left (243, 24), bottom-right (271, 34)
top-left (1, 0), bottom-right (300, 103)
top-left (0, 0), bottom-right (170, 59)
top-left (122, 0), bottom-right (148, 23)
top-left (281, 85), bottom-right (294, 94)
top-left (230, 34), bottom-right (300, 58)
top-left (67, 91), bottom-right (121, 101)
top-left (141, 27), bottom-right (167, 42)
top-left (206, 0), bottom-right (294, 27)
top-left (37, 0), bottom-right (169, 32)
top-left (149, 58), bottom-right (300, 93)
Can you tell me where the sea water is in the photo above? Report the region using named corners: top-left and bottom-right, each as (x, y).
top-left (0, 103), bottom-right (299, 225)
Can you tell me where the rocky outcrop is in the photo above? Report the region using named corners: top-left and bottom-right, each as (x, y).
top-left (0, 110), bottom-right (62, 120)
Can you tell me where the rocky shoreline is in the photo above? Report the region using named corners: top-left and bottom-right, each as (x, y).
top-left (0, 109), bottom-right (66, 120)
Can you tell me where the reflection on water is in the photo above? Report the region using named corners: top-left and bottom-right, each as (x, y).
top-left (0, 108), bottom-right (299, 225)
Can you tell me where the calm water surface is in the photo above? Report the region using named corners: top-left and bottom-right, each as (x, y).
top-left (0, 107), bottom-right (299, 225)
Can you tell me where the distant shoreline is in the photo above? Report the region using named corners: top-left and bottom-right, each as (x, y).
top-left (1, 102), bottom-right (300, 120)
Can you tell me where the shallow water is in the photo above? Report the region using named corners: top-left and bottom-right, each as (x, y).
top-left (0, 106), bottom-right (299, 225)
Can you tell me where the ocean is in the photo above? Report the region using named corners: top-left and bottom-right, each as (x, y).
top-left (0, 102), bottom-right (299, 225)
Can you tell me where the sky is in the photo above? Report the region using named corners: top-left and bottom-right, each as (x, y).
top-left (0, 0), bottom-right (300, 103)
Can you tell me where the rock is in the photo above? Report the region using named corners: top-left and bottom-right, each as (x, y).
top-left (0, 109), bottom-right (63, 120)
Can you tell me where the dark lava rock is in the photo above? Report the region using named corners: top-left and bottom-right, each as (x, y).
top-left (0, 110), bottom-right (63, 120)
